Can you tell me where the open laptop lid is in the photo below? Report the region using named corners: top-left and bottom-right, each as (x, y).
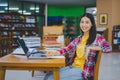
top-left (17, 39), bottom-right (29, 54)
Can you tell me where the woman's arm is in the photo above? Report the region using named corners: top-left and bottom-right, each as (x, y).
top-left (84, 34), bottom-right (112, 61)
top-left (46, 37), bottom-right (80, 56)
top-left (59, 36), bottom-right (80, 55)
top-left (85, 46), bottom-right (102, 61)
top-left (97, 35), bottom-right (112, 53)
top-left (87, 46), bottom-right (102, 51)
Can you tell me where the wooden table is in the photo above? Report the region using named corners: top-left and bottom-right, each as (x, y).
top-left (0, 54), bottom-right (65, 80)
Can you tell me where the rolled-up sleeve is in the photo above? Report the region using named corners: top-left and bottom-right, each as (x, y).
top-left (97, 35), bottom-right (112, 53)
top-left (59, 37), bottom-right (79, 55)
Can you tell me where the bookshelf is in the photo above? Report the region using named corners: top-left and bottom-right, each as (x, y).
top-left (112, 25), bottom-right (120, 52)
top-left (0, 13), bottom-right (38, 48)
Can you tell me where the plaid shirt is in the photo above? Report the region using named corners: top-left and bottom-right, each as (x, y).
top-left (59, 34), bottom-right (112, 80)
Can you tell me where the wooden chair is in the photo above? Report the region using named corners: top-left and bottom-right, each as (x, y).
top-left (42, 26), bottom-right (64, 48)
top-left (93, 50), bottom-right (102, 80)
top-left (65, 50), bottom-right (102, 80)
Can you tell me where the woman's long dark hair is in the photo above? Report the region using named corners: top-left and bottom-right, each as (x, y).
top-left (80, 13), bottom-right (97, 45)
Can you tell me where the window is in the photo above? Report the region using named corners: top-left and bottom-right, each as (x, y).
top-left (0, 0), bottom-right (45, 15)
top-left (23, 2), bottom-right (35, 15)
top-left (9, 0), bottom-right (22, 13)
top-left (0, 0), bottom-right (8, 13)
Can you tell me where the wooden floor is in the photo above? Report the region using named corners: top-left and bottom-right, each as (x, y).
top-left (5, 52), bottom-right (120, 80)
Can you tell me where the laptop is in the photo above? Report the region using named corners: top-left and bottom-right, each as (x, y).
top-left (17, 39), bottom-right (64, 59)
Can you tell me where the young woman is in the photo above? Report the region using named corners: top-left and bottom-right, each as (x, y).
top-left (44, 13), bottom-right (112, 80)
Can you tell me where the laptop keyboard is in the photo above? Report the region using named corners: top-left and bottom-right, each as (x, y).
top-left (31, 50), bottom-right (45, 54)
top-left (31, 53), bottom-right (46, 57)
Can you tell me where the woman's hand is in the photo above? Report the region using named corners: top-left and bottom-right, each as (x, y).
top-left (84, 47), bottom-right (91, 62)
top-left (84, 46), bottom-right (102, 61)
top-left (46, 50), bottom-right (60, 56)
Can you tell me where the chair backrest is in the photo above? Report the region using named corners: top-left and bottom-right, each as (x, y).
top-left (43, 26), bottom-right (64, 36)
top-left (94, 50), bottom-right (102, 80)
top-left (40, 26), bottom-right (64, 49)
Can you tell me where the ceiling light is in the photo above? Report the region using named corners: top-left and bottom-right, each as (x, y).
top-left (23, 10), bottom-right (26, 13)
top-left (5, 7), bottom-right (8, 10)
top-left (36, 11), bottom-right (39, 13)
top-left (30, 7), bottom-right (39, 10)
top-left (23, 12), bottom-right (31, 15)
top-left (18, 10), bottom-right (22, 13)
top-left (0, 3), bottom-right (8, 6)
top-left (9, 8), bottom-right (19, 10)
top-left (30, 7), bottom-right (35, 10)
top-left (0, 11), bottom-right (5, 13)
top-left (36, 7), bottom-right (39, 10)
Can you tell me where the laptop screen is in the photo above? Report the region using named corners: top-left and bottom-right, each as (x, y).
top-left (17, 39), bottom-right (29, 54)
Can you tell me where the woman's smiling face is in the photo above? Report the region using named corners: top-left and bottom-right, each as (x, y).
top-left (80, 16), bottom-right (92, 35)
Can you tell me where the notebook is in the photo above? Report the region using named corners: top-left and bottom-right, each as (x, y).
top-left (17, 39), bottom-right (64, 59)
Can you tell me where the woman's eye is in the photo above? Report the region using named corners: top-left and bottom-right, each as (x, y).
top-left (86, 21), bottom-right (89, 24)
top-left (80, 21), bottom-right (84, 23)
